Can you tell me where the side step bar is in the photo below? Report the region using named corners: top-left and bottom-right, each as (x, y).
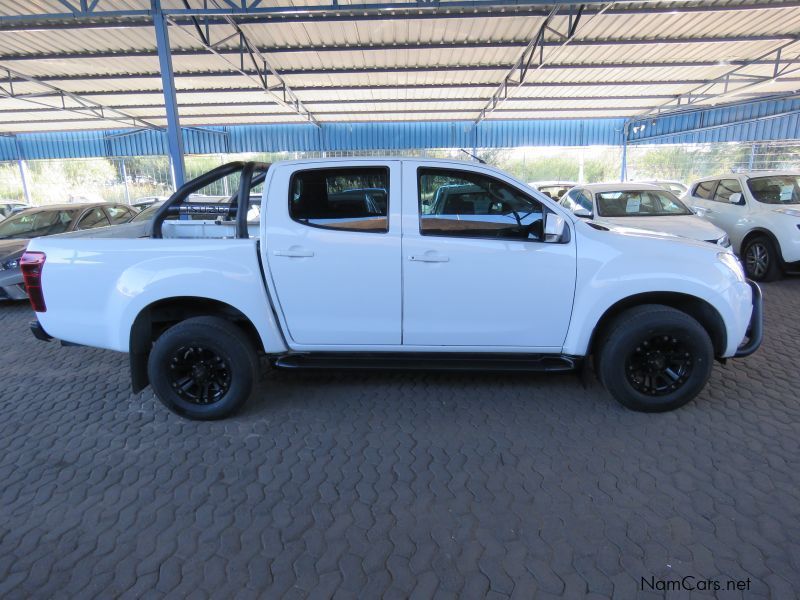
top-left (273, 352), bottom-right (580, 372)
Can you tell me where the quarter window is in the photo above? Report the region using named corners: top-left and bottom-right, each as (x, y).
top-left (418, 168), bottom-right (544, 241)
top-left (289, 167), bottom-right (389, 233)
top-left (693, 180), bottom-right (717, 200)
top-left (713, 179), bottom-right (743, 204)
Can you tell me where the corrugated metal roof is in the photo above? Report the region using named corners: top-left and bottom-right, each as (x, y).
top-left (1, 0), bottom-right (800, 133)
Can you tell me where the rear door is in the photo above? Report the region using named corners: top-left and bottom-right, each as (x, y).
top-left (265, 161), bottom-right (401, 346)
top-left (687, 179), bottom-right (717, 219)
top-left (401, 162), bottom-right (577, 349)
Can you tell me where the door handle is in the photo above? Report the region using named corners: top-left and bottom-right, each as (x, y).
top-left (273, 248), bottom-right (314, 258)
top-left (409, 254), bottom-right (449, 263)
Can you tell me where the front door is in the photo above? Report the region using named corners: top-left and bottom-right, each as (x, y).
top-left (401, 163), bottom-right (577, 349)
top-left (265, 161), bottom-right (401, 345)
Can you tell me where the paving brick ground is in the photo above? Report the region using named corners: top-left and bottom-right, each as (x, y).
top-left (1, 279), bottom-right (799, 599)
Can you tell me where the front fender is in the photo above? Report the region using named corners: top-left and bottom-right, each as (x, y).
top-left (565, 230), bottom-right (752, 357)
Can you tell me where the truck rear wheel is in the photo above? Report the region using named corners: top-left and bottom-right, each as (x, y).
top-left (597, 305), bottom-right (714, 412)
top-left (147, 316), bottom-right (258, 420)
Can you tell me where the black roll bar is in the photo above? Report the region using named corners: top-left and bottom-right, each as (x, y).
top-left (152, 161), bottom-right (270, 239)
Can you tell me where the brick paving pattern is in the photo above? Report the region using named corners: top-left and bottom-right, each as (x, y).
top-left (1, 279), bottom-right (799, 598)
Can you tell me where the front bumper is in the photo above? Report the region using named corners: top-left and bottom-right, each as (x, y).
top-left (0, 268), bottom-right (27, 301)
top-left (734, 279), bottom-right (762, 358)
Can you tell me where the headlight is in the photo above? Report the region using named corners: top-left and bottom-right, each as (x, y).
top-left (718, 252), bottom-right (745, 282)
top-left (717, 234), bottom-right (731, 248)
top-left (1, 258), bottom-right (19, 271)
top-left (773, 207), bottom-right (800, 218)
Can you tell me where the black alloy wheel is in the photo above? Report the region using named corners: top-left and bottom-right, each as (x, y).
top-left (624, 334), bottom-right (693, 396)
top-left (168, 345), bottom-right (232, 405)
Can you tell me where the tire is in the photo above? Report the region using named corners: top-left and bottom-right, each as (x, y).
top-left (742, 235), bottom-right (781, 282)
top-left (147, 316), bottom-right (259, 420)
top-left (597, 305), bottom-right (714, 413)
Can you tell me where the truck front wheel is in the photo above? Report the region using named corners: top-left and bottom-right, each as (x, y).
top-left (147, 316), bottom-right (258, 420)
top-left (597, 305), bottom-right (714, 412)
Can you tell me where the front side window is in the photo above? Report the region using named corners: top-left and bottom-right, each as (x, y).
top-left (747, 175), bottom-right (800, 205)
top-left (419, 168), bottom-right (544, 241)
top-left (596, 190), bottom-right (693, 217)
top-left (289, 167), bottom-right (389, 233)
top-left (0, 209), bottom-right (78, 239)
top-left (693, 180), bottom-right (717, 199)
top-left (713, 179), bottom-right (743, 204)
top-left (78, 208), bottom-right (111, 230)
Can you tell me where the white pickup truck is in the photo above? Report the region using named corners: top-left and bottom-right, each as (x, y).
top-left (22, 159), bottom-right (762, 420)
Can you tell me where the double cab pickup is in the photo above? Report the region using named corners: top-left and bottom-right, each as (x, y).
top-left (23, 159), bottom-right (761, 419)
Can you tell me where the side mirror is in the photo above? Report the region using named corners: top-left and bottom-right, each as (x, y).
top-left (729, 192), bottom-right (743, 205)
top-left (544, 212), bottom-right (570, 243)
top-left (572, 206), bottom-right (591, 218)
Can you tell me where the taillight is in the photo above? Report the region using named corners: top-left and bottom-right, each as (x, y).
top-left (20, 251), bottom-right (46, 312)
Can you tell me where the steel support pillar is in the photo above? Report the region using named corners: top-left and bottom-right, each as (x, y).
top-left (152, 0), bottom-right (185, 189)
top-left (620, 123), bottom-right (629, 182)
top-left (14, 137), bottom-right (31, 204)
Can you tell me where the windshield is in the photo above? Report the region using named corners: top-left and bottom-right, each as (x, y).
top-left (747, 175), bottom-right (800, 205)
top-left (0, 209), bottom-right (79, 239)
top-left (596, 190), bottom-right (692, 217)
top-left (132, 203), bottom-right (162, 222)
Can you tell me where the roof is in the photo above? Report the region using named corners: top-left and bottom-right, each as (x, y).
top-left (581, 182), bottom-right (667, 192)
top-left (1, 0), bottom-right (800, 133)
top-left (691, 170), bottom-right (800, 181)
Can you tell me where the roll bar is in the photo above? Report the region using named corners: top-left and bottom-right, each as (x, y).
top-left (152, 161), bottom-right (270, 239)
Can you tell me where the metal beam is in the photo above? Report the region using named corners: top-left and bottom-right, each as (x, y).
top-left (1, 35), bottom-right (793, 63)
top-left (166, 0), bottom-right (319, 125)
top-left (2, 59), bottom-right (793, 87)
top-left (632, 39), bottom-right (800, 121)
top-left (1, 0), bottom-right (798, 31)
top-left (153, 0), bottom-right (186, 188)
top-left (477, 2), bottom-right (620, 123)
top-left (0, 64), bottom-right (161, 130)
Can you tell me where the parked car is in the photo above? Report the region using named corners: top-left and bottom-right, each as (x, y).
top-left (641, 180), bottom-right (689, 196)
top-left (0, 202), bottom-right (28, 221)
top-left (684, 171), bottom-right (800, 281)
top-left (528, 181), bottom-right (578, 201)
top-left (0, 202), bottom-right (136, 300)
top-left (24, 159), bottom-right (760, 420)
top-left (559, 183), bottom-right (730, 247)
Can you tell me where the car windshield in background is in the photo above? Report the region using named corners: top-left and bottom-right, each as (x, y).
top-left (537, 186), bottom-right (571, 200)
top-left (747, 176), bottom-right (800, 205)
top-left (132, 203), bottom-right (162, 222)
top-left (0, 209), bottom-right (79, 239)
top-left (596, 190), bottom-right (693, 217)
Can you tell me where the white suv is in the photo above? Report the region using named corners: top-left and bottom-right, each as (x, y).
top-left (684, 171), bottom-right (800, 281)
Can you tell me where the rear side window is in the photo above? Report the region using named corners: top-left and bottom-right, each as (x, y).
top-left (713, 179), bottom-right (743, 203)
top-left (289, 167), bottom-right (389, 233)
top-left (78, 208), bottom-right (110, 230)
top-left (106, 205), bottom-right (134, 224)
top-left (693, 180), bottom-right (717, 199)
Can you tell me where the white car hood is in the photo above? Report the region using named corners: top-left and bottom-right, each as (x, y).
top-left (595, 214), bottom-right (724, 243)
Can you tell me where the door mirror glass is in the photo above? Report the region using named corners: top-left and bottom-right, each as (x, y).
top-left (729, 192), bottom-right (743, 205)
top-left (544, 212), bottom-right (569, 243)
top-left (572, 205), bottom-right (591, 218)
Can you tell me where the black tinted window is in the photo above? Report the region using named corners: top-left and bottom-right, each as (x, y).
top-left (694, 180), bottom-right (717, 199)
top-left (419, 168), bottom-right (544, 241)
top-left (713, 179), bottom-right (743, 204)
top-left (290, 168), bottom-right (388, 233)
